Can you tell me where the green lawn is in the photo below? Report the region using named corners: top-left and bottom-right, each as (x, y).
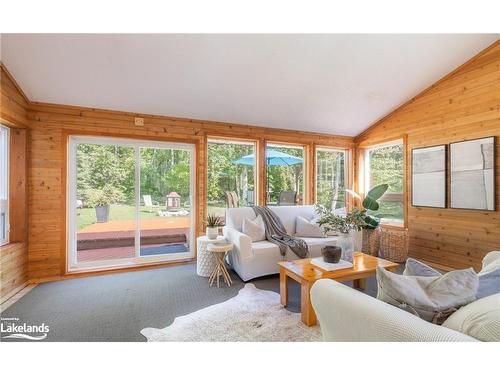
top-left (77, 205), bottom-right (165, 230)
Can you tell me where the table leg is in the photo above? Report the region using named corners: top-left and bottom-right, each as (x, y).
top-left (279, 268), bottom-right (288, 307)
top-left (353, 278), bottom-right (366, 290)
top-left (301, 281), bottom-right (317, 326)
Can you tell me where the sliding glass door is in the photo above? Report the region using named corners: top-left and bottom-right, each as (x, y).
top-left (68, 136), bottom-right (195, 271)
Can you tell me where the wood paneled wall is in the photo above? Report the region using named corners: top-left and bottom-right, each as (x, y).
top-left (355, 40), bottom-right (500, 271)
top-left (0, 65), bottom-right (29, 301)
top-left (24, 98), bottom-right (353, 281)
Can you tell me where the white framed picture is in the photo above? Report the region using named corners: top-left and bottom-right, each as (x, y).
top-left (412, 144), bottom-right (447, 208)
top-left (450, 137), bottom-right (495, 211)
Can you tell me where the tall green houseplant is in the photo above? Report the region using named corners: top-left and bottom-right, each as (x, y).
top-left (351, 183), bottom-right (388, 255)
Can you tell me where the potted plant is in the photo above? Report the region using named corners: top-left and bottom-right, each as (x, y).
top-left (85, 186), bottom-right (125, 223)
top-left (205, 213), bottom-right (223, 240)
top-left (315, 206), bottom-right (365, 262)
top-left (346, 184), bottom-right (388, 255)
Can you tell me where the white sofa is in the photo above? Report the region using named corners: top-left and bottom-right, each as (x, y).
top-left (310, 279), bottom-right (477, 341)
top-left (311, 252), bottom-right (500, 341)
top-left (223, 205), bottom-right (338, 281)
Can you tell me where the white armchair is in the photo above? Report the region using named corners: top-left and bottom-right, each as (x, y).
top-left (310, 279), bottom-right (477, 342)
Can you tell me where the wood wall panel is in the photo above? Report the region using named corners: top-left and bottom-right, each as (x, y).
top-left (25, 98), bottom-right (354, 281)
top-left (355, 40), bottom-right (500, 271)
top-left (0, 65), bottom-right (29, 301)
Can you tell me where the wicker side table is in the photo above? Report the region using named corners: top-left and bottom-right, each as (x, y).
top-left (196, 235), bottom-right (225, 277)
top-left (379, 228), bottom-right (409, 263)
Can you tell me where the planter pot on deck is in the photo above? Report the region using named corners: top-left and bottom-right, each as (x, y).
top-left (95, 205), bottom-right (110, 223)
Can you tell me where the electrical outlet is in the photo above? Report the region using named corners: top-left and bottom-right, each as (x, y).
top-left (134, 117), bottom-right (144, 126)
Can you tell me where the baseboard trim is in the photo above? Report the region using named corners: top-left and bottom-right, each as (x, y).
top-left (0, 282), bottom-right (37, 311)
top-left (1, 281), bottom-right (29, 305)
top-left (30, 258), bottom-right (196, 284)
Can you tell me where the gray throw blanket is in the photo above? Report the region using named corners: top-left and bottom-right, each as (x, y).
top-left (252, 206), bottom-right (309, 259)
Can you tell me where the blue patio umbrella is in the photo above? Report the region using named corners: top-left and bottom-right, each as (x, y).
top-left (232, 149), bottom-right (303, 166)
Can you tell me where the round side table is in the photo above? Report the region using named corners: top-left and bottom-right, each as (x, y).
top-left (207, 243), bottom-right (233, 288)
top-left (196, 235), bottom-right (225, 277)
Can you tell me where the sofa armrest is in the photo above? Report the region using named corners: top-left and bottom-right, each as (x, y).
top-left (223, 226), bottom-right (253, 260)
top-left (310, 279), bottom-right (477, 342)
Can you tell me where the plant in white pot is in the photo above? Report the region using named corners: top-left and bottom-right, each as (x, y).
top-left (85, 186), bottom-right (125, 223)
top-left (205, 213), bottom-right (223, 240)
top-left (315, 206), bottom-right (365, 263)
top-left (346, 184), bottom-right (388, 255)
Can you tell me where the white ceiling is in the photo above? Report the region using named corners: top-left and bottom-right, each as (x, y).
top-left (1, 34), bottom-right (498, 136)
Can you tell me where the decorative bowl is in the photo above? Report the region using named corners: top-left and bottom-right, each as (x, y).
top-left (321, 245), bottom-right (342, 263)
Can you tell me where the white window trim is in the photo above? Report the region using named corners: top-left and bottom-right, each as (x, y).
top-left (0, 125), bottom-right (9, 246)
top-left (67, 135), bottom-right (196, 272)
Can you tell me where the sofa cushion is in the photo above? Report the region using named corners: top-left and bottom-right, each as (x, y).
top-left (295, 216), bottom-right (325, 238)
top-left (404, 255), bottom-right (500, 300)
top-left (225, 205), bottom-right (317, 234)
top-left (377, 266), bottom-right (479, 324)
top-left (442, 293), bottom-right (500, 342)
top-left (242, 215), bottom-right (266, 242)
top-left (269, 205), bottom-right (316, 235)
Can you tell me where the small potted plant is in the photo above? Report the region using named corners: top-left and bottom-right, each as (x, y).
top-left (315, 206), bottom-right (365, 262)
top-left (85, 186), bottom-right (125, 223)
top-left (205, 213), bottom-right (223, 240)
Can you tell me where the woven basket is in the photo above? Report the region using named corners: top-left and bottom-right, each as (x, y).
top-left (361, 228), bottom-right (380, 256)
top-left (379, 228), bottom-right (409, 263)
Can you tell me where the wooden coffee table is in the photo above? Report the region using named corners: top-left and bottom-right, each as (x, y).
top-left (278, 252), bottom-right (398, 326)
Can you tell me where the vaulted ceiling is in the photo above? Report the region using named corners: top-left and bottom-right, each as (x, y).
top-left (1, 34), bottom-right (498, 136)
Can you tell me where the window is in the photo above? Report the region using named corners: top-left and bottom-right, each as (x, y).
top-left (316, 147), bottom-right (347, 210)
top-left (364, 141), bottom-right (404, 224)
top-left (0, 125), bottom-right (9, 245)
top-left (266, 143), bottom-right (305, 205)
top-left (207, 139), bottom-right (257, 218)
top-left (68, 136), bottom-right (196, 271)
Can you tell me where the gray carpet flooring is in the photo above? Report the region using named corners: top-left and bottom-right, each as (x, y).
top-left (1, 263), bottom-right (383, 342)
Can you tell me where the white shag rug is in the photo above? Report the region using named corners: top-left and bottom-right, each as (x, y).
top-left (141, 283), bottom-right (322, 342)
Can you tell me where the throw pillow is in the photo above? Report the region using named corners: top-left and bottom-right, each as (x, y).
top-left (376, 266), bottom-right (479, 324)
top-left (477, 251), bottom-right (500, 299)
top-left (242, 215), bottom-right (266, 242)
top-left (295, 216), bottom-right (325, 238)
top-left (442, 293), bottom-right (500, 342)
top-left (403, 258), bottom-right (442, 277)
top-left (404, 256), bottom-right (500, 300)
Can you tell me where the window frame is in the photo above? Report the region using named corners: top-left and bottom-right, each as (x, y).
top-left (206, 137), bottom-right (259, 216)
top-left (363, 139), bottom-right (406, 227)
top-left (67, 135), bottom-right (197, 272)
top-left (0, 125), bottom-right (9, 246)
top-left (264, 141), bottom-right (308, 206)
top-left (314, 146), bottom-right (349, 210)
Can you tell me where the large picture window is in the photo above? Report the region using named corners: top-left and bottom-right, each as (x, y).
top-left (266, 143), bottom-right (305, 206)
top-left (0, 125), bottom-right (9, 245)
top-left (207, 139), bottom-right (257, 218)
top-left (68, 136), bottom-right (196, 271)
top-left (364, 141), bottom-right (404, 224)
top-left (316, 147), bottom-right (347, 210)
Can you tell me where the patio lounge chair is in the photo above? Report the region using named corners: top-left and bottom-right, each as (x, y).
top-left (277, 191), bottom-right (297, 205)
